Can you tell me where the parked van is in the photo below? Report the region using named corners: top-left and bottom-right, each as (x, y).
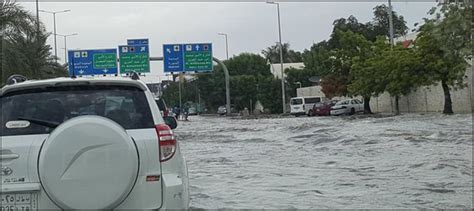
top-left (290, 96), bottom-right (327, 116)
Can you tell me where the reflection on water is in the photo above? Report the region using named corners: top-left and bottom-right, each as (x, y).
top-left (176, 114), bottom-right (472, 209)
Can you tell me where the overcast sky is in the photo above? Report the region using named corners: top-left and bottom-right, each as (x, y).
top-left (20, 1), bottom-right (436, 82)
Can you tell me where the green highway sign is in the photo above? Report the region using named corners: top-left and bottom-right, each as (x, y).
top-left (119, 45), bottom-right (150, 73)
top-left (184, 50), bottom-right (213, 71)
top-left (93, 53), bottom-right (117, 69)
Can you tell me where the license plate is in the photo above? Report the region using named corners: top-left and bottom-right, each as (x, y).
top-left (0, 193), bottom-right (38, 211)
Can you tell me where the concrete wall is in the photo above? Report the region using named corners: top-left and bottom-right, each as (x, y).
top-left (296, 86), bottom-right (324, 97)
top-left (371, 64), bottom-right (473, 113)
top-left (296, 65), bottom-right (473, 113)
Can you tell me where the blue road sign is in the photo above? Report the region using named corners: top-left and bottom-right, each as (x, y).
top-left (127, 39), bottom-right (149, 45)
top-left (163, 43), bottom-right (213, 73)
top-left (68, 49), bottom-right (118, 76)
top-left (163, 44), bottom-right (185, 72)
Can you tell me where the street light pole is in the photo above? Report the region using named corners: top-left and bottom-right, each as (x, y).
top-left (53, 13), bottom-right (57, 62)
top-left (218, 33), bottom-right (229, 60)
top-left (388, 0), bottom-right (395, 47)
top-left (39, 9), bottom-right (71, 63)
top-left (35, 0), bottom-right (39, 33)
top-left (295, 82), bottom-right (302, 89)
top-left (56, 33), bottom-right (78, 64)
top-left (267, 1), bottom-right (286, 114)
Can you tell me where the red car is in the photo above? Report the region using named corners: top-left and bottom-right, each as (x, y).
top-left (309, 101), bottom-right (337, 116)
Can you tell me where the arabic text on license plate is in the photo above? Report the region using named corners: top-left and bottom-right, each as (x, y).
top-left (0, 192), bottom-right (37, 211)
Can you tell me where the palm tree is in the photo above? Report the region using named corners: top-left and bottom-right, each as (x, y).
top-left (1, 0), bottom-right (66, 85)
top-left (262, 42), bottom-right (303, 64)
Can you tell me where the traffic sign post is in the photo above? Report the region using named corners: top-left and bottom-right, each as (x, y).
top-left (68, 49), bottom-right (118, 76)
top-left (163, 43), bottom-right (213, 73)
top-left (119, 44), bottom-right (150, 73)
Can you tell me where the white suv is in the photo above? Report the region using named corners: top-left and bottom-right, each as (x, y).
top-left (0, 76), bottom-right (189, 210)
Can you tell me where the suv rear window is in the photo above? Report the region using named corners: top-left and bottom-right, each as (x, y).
top-left (290, 98), bottom-right (303, 105)
top-left (304, 97), bottom-right (321, 104)
top-left (1, 85), bottom-right (155, 136)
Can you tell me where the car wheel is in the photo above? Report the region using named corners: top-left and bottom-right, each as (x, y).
top-left (350, 108), bottom-right (356, 115)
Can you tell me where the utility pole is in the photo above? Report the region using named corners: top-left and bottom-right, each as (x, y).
top-left (56, 33), bottom-right (78, 64)
top-left (267, 1), bottom-right (286, 114)
top-left (388, 0), bottom-right (395, 47)
top-left (39, 9), bottom-right (71, 63)
top-left (218, 33), bottom-right (229, 60)
top-left (388, 0), bottom-right (399, 115)
top-left (36, 0), bottom-right (39, 33)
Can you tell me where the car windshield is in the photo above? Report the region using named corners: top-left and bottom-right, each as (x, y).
top-left (335, 100), bottom-right (349, 106)
top-left (305, 98), bottom-right (321, 104)
top-left (1, 85), bottom-right (154, 136)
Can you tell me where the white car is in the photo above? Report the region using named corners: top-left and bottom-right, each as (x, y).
top-left (0, 76), bottom-right (189, 210)
top-left (330, 99), bottom-right (364, 116)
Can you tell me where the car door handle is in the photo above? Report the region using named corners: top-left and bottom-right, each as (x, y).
top-left (0, 154), bottom-right (19, 160)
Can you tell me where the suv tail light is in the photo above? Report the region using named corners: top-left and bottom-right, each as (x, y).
top-left (155, 124), bottom-right (176, 162)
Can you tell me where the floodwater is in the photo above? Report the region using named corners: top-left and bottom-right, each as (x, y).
top-left (175, 113), bottom-right (473, 209)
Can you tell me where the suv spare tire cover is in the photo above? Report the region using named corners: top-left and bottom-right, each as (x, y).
top-left (38, 116), bottom-right (139, 209)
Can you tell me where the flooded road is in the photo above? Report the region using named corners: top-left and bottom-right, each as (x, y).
top-left (175, 114), bottom-right (472, 209)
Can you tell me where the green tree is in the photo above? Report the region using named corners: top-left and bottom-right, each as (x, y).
top-left (322, 30), bottom-right (372, 98)
top-left (416, 2), bottom-right (473, 114)
top-left (262, 42), bottom-right (303, 64)
top-left (349, 38), bottom-right (389, 114)
top-left (370, 4), bottom-right (408, 39)
top-left (384, 46), bottom-right (428, 115)
top-left (328, 16), bottom-right (375, 47)
top-left (220, 53), bottom-right (270, 76)
top-left (301, 41), bottom-right (332, 77)
top-left (1, 0), bottom-right (66, 85)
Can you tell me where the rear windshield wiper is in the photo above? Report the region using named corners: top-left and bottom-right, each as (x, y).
top-left (17, 117), bottom-right (60, 128)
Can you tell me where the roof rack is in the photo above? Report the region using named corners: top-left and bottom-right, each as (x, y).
top-left (6, 74), bottom-right (28, 85)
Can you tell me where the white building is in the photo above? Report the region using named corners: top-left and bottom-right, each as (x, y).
top-left (270, 62), bottom-right (304, 79)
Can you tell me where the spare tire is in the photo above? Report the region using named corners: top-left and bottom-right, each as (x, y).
top-left (38, 116), bottom-right (139, 209)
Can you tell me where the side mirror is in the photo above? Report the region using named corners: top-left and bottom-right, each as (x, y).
top-left (163, 116), bottom-right (178, 129)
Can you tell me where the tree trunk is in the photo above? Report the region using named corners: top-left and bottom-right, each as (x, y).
top-left (441, 80), bottom-right (454, 114)
top-left (363, 96), bottom-right (372, 114)
top-left (394, 96), bottom-right (400, 115)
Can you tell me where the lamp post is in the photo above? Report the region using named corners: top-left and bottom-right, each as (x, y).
top-left (388, 0), bottom-right (394, 47)
top-left (218, 33), bottom-right (229, 60)
top-left (35, 0), bottom-right (39, 33)
top-left (39, 9), bottom-right (71, 63)
top-left (55, 33), bottom-right (78, 64)
top-left (294, 82), bottom-right (302, 89)
top-left (266, 1), bottom-right (286, 114)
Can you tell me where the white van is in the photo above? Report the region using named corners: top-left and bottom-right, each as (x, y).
top-left (290, 96), bottom-right (327, 116)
